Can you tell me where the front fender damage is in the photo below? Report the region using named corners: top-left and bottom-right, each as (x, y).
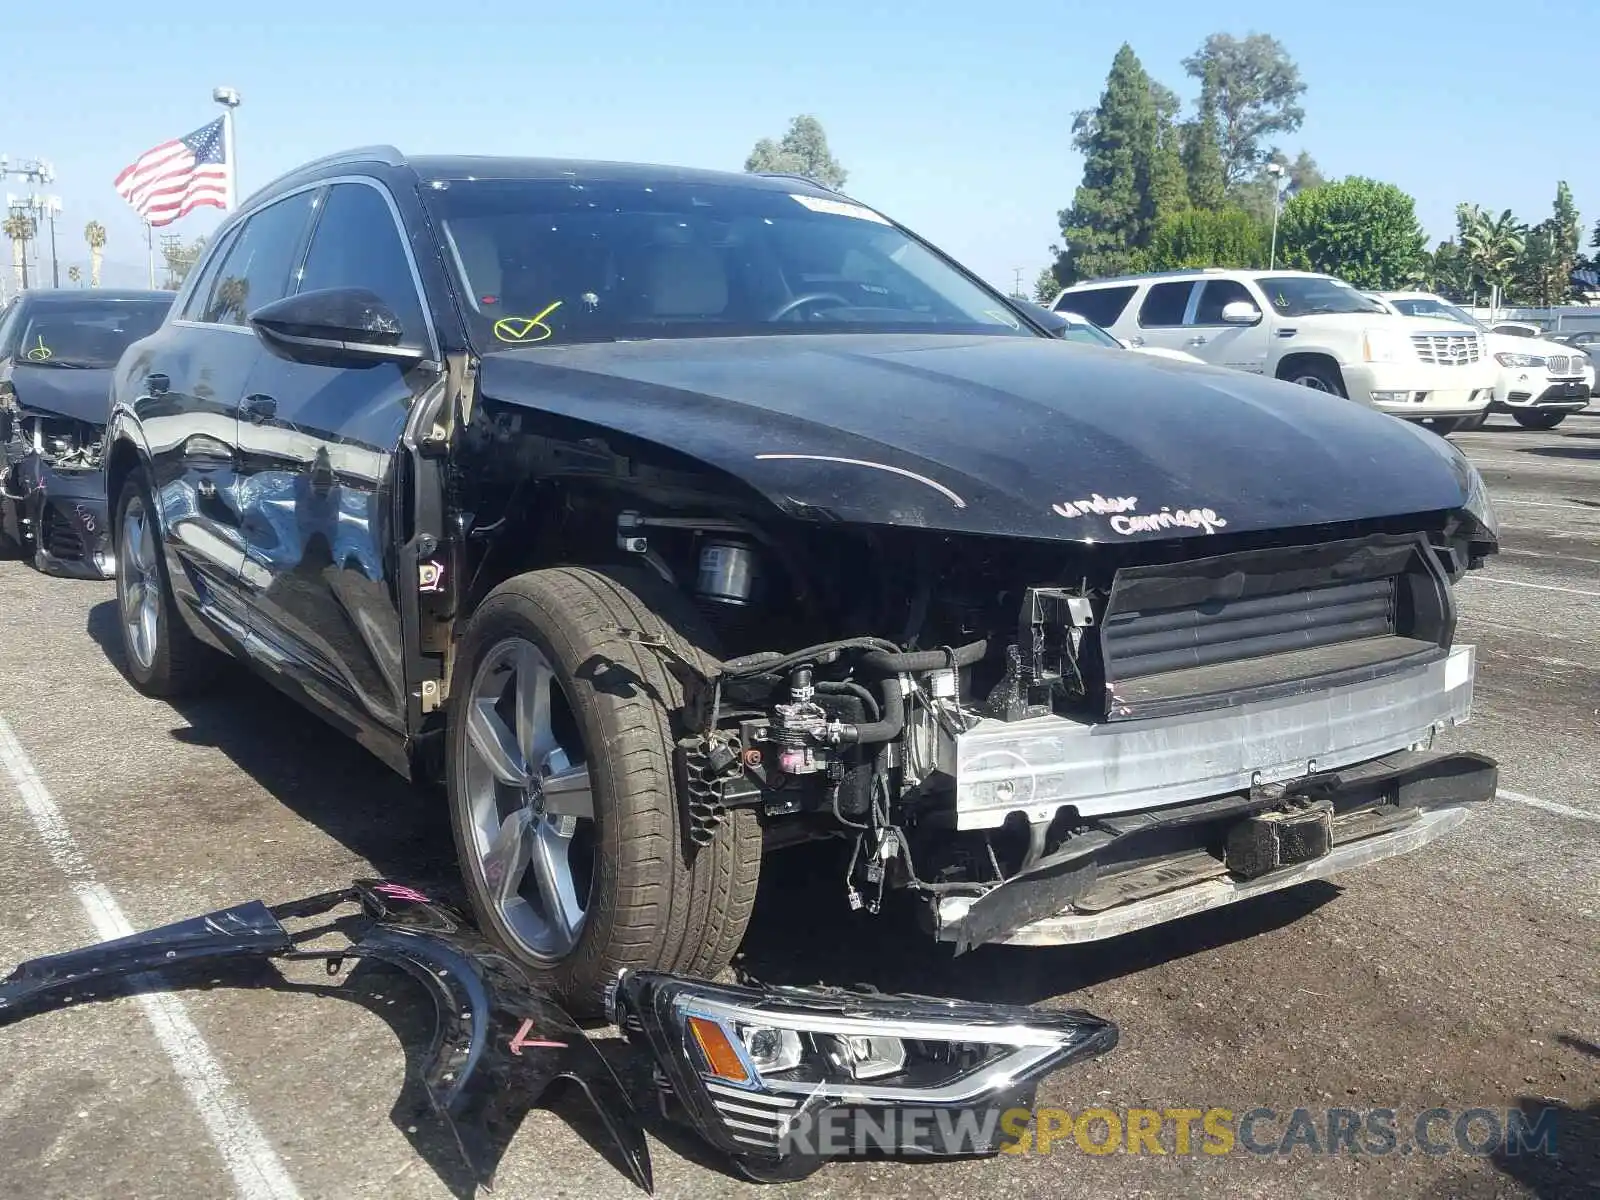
top-left (0, 880), bottom-right (1119, 1190)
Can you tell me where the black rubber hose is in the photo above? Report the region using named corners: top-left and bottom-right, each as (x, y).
top-left (859, 639), bottom-right (987, 675)
top-left (835, 678), bottom-right (905, 745)
top-left (815, 679), bottom-right (881, 722)
top-left (720, 636), bottom-right (901, 677)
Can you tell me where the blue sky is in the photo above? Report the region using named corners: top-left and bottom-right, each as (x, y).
top-left (5, 0), bottom-right (1596, 290)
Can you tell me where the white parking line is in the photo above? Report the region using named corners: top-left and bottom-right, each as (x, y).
top-left (1492, 498), bottom-right (1598, 511)
top-left (1497, 788), bottom-right (1600, 824)
top-left (1468, 576), bottom-right (1600, 599)
top-left (0, 716), bottom-right (302, 1200)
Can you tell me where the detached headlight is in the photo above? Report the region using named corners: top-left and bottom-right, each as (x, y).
top-left (1362, 328), bottom-right (1410, 363)
top-left (1495, 351), bottom-right (1547, 368)
top-left (610, 970), bottom-right (1117, 1182)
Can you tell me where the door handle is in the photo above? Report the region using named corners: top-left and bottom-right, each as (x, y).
top-left (145, 372), bottom-right (170, 396)
top-left (1187, 336), bottom-right (1208, 346)
top-left (240, 393), bottom-right (277, 424)
top-left (1127, 336), bottom-right (1146, 347)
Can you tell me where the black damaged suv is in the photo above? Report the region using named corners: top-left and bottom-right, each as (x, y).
top-left (105, 149), bottom-right (1499, 1013)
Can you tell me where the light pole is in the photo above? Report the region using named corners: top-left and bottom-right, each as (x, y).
top-left (1267, 162), bottom-right (1286, 271)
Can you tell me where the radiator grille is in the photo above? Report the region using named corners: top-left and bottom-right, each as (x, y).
top-left (43, 506), bottom-right (85, 562)
top-left (1410, 332), bottom-right (1482, 365)
top-left (1545, 354), bottom-right (1574, 375)
top-left (1101, 577), bottom-right (1396, 680)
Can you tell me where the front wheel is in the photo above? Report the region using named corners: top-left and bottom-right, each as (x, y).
top-left (1280, 362), bottom-right (1347, 397)
top-left (1425, 417), bottom-right (1463, 436)
top-left (445, 566), bottom-right (761, 1016)
top-left (113, 475), bottom-right (219, 696)
top-left (1513, 410), bottom-right (1568, 430)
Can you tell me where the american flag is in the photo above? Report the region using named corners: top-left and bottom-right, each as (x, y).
top-left (114, 117), bottom-right (230, 227)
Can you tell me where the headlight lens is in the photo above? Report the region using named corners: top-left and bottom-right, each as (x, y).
top-left (1363, 328), bottom-right (1410, 363)
top-left (1494, 351), bottom-right (1547, 368)
top-left (611, 969), bottom-right (1117, 1173)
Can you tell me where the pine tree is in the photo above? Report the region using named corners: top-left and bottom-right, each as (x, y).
top-left (1053, 45), bottom-right (1189, 283)
top-left (1182, 64), bottom-right (1227, 210)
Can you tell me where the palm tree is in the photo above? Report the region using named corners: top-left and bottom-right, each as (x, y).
top-left (84, 221), bottom-right (107, 288)
top-left (1458, 205), bottom-right (1525, 313)
top-left (4, 212), bottom-right (35, 293)
top-left (67, 264), bottom-right (82, 286)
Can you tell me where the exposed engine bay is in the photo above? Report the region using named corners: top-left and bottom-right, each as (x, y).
top-left (448, 397), bottom-right (1501, 952)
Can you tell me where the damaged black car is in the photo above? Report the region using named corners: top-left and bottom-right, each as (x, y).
top-left (0, 288), bottom-right (173, 577)
top-left (103, 151), bottom-right (1499, 1017)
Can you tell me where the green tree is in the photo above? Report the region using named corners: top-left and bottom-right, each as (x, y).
top-left (1052, 44), bottom-right (1188, 283)
top-left (1457, 204), bottom-right (1525, 303)
top-left (1276, 176), bottom-right (1427, 288)
top-left (67, 264), bottom-right (82, 286)
top-left (1424, 240), bottom-right (1473, 301)
top-left (161, 235), bottom-right (208, 289)
top-left (744, 115), bottom-right (847, 188)
top-left (1147, 206), bottom-right (1271, 270)
top-left (1181, 64), bottom-right (1227, 210)
top-left (1182, 33), bottom-right (1307, 186)
top-left (1513, 182), bottom-right (1581, 306)
top-left (1033, 265), bottom-right (1061, 304)
top-left (1286, 151), bottom-right (1325, 194)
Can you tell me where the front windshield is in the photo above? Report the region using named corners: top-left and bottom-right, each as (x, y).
top-left (1257, 275), bottom-right (1386, 318)
top-left (423, 178), bottom-right (1034, 348)
top-left (1391, 297), bottom-right (1485, 330)
top-left (5, 299), bottom-right (171, 369)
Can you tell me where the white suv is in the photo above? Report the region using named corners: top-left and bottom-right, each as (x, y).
top-left (1372, 291), bottom-right (1594, 430)
top-left (1053, 269), bottom-right (1498, 430)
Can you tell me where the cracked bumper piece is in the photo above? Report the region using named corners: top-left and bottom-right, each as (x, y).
top-left (955, 644), bottom-right (1477, 829)
top-left (609, 968), bottom-right (1116, 1183)
top-left (0, 880), bottom-right (653, 1194)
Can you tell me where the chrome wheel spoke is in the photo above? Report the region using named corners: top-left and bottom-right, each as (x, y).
top-left (529, 821), bottom-right (583, 953)
top-left (467, 698), bottom-right (529, 788)
top-left (540, 748), bottom-right (594, 821)
top-left (482, 809), bottom-right (534, 908)
top-left (512, 643), bottom-right (556, 766)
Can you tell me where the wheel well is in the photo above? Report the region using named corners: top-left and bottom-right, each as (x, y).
top-left (104, 439), bottom-right (143, 542)
top-left (1276, 352), bottom-right (1344, 389)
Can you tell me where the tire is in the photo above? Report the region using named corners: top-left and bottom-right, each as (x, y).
top-left (1456, 410), bottom-right (1488, 432)
top-left (1279, 361), bottom-right (1347, 397)
top-left (1513, 410), bottom-right (1568, 430)
top-left (1426, 417), bottom-right (1463, 436)
top-left (112, 474), bottom-right (220, 696)
top-left (446, 565), bottom-right (761, 1015)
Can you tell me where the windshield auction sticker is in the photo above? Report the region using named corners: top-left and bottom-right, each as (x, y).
top-left (789, 194), bottom-right (891, 224)
top-left (493, 300), bottom-right (563, 344)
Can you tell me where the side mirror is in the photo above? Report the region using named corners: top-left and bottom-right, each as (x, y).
top-left (248, 287), bottom-right (426, 369)
top-left (1221, 301), bottom-right (1263, 326)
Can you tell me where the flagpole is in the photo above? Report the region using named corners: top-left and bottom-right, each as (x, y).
top-left (145, 222), bottom-right (155, 287)
top-left (214, 86), bottom-right (241, 210)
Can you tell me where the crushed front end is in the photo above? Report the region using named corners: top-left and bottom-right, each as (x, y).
top-left (0, 387), bottom-right (113, 579)
top-left (644, 503), bottom-right (1500, 953)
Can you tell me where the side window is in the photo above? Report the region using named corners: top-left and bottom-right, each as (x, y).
top-left (178, 226), bottom-right (239, 321)
top-left (1055, 285), bottom-right (1136, 327)
top-left (295, 183), bottom-right (428, 341)
top-left (200, 192), bottom-right (316, 326)
top-left (0, 300), bottom-right (23, 358)
top-left (1137, 281), bottom-right (1196, 327)
top-left (1193, 279), bottom-right (1256, 325)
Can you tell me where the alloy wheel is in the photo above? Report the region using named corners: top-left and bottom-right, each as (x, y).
top-left (118, 498), bottom-right (160, 672)
top-left (460, 637), bottom-right (597, 960)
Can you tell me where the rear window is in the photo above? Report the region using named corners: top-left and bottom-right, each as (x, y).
top-left (4, 298), bottom-right (172, 369)
top-left (1054, 285), bottom-right (1136, 327)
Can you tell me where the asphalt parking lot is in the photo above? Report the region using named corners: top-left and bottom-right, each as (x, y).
top-left (1, 413), bottom-right (1596, 1200)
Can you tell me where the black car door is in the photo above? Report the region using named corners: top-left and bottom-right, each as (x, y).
top-left (120, 191), bottom-right (317, 641)
top-left (232, 179), bottom-right (442, 746)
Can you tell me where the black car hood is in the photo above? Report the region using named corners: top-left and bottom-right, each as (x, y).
top-left (479, 334), bottom-right (1474, 543)
top-left (6, 362), bottom-right (113, 425)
